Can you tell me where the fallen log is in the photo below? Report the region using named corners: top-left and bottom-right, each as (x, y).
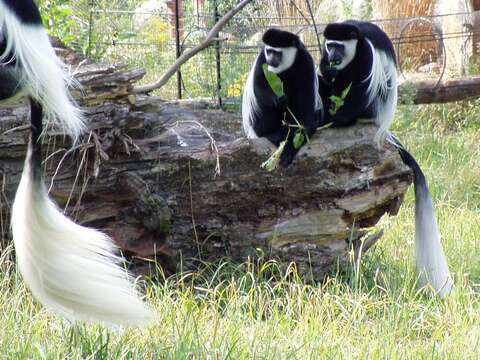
top-left (398, 75), bottom-right (480, 105)
top-left (0, 59), bottom-right (413, 280)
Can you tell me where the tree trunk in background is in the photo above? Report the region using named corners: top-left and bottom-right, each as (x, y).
top-left (166, 0), bottom-right (184, 39)
top-left (0, 56), bottom-right (414, 280)
top-left (473, 1), bottom-right (480, 57)
top-left (434, 0), bottom-right (472, 76)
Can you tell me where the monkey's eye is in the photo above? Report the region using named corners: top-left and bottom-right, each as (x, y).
top-left (266, 49), bottom-right (281, 56)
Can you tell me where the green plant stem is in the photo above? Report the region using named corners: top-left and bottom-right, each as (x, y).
top-left (286, 107), bottom-right (310, 142)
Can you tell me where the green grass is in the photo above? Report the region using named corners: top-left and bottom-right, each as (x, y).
top-left (1, 100), bottom-right (480, 359)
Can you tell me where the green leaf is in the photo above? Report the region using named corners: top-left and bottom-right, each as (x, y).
top-left (293, 130), bottom-right (305, 150)
top-left (328, 82), bottom-right (352, 115)
top-left (328, 95), bottom-right (344, 115)
top-left (341, 82), bottom-right (352, 99)
top-left (262, 64), bottom-right (284, 97)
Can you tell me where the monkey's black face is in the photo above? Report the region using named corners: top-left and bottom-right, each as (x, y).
top-left (263, 45), bottom-right (298, 74)
top-left (323, 39), bottom-right (358, 72)
top-left (325, 42), bottom-right (345, 66)
top-left (265, 48), bottom-right (282, 68)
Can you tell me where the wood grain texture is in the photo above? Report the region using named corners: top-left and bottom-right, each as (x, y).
top-left (0, 59), bottom-right (413, 280)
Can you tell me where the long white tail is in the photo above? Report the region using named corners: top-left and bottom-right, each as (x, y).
top-left (12, 128), bottom-right (153, 325)
top-left (388, 135), bottom-right (453, 297)
top-left (2, 0), bottom-right (153, 325)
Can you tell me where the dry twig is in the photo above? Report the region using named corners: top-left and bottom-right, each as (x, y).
top-left (173, 120), bottom-right (221, 178)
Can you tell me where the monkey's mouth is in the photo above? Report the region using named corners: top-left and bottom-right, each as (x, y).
top-left (267, 64), bottom-right (282, 74)
top-left (266, 59), bottom-right (281, 68)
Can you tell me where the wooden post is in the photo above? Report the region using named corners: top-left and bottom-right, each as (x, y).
top-left (213, 0), bottom-right (222, 107)
top-left (175, 0), bottom-right (182, 99)
top-left (473, 0), bottom-right (480, 57)
top-left (167, 0), bottom-right (184, 99)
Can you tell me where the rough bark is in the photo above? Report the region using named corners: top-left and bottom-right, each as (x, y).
top-left (0, 61), bottom-right (413, 280)
top-left (398, 76), bottom-right (480, 105)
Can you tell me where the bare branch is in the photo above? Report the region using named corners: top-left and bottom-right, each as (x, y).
top-left (133, 0), bottom-right (253, 94)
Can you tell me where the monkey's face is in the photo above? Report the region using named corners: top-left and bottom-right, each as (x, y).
top-left (264, 45), bottom-right (298, 74)
top-left (324, 39), bottom-right (358, 70)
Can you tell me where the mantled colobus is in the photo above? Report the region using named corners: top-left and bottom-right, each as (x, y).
top-left (319, 20), bottom-right (397, 145)
top-left (0, 0), bottom-right (152, 325)
top-left (320, 20), bottom-right (452, 297)
top-left (242, 28), bottom-right (323, 167)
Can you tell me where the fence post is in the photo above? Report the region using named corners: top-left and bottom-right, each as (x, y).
top-left (174, 0), bottom-right (183, 99)
top-left (213, 0), bottom-right (222, 107)
top-left (87, 0), bottom-right (95, 57)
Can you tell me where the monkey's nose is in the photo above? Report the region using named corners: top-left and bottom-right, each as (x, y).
top-left (267, 57), bottom-right (281, 68)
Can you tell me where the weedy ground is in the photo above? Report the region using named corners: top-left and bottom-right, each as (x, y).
top-left (1, 100), bottom-right (479, 359)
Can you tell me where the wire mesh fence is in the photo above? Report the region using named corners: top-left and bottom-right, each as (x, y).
top-left (61, 0), bottom-right (480, 105)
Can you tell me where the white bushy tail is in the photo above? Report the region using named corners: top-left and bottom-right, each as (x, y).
top-left (387, 135), bottom-right (453, 297)
top-left (12, 144), bottom-right (154, 325)
top-left (2, 1), bottom-right (154, 325)
top-left (413, 173), bottom-right (453, 298)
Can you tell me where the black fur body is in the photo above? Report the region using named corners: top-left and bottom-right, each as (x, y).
top-left (319, 20), bottom-right (397, 134)
top-left (243, 28), bottom-right (322, 167)
top-left (2, 0), bottom-right (42, 24)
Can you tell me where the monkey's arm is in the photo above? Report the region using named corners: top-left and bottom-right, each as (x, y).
top-left (279, 133), bottom-right (298, 167)
top-left (261, 127), bottom-right (289, 147)
top-left (279, 105), bottom-right (318, 167)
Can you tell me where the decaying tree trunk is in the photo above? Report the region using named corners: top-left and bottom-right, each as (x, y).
top-left (398, 75), bottom-right (480, 105)
top-left (0, 59), bottom-right (413, 280)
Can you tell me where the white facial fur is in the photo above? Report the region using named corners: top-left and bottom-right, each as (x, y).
top-left (264, 45), bottom-right (298, 74)
top-left (325, 39), bottom-right (358, 70)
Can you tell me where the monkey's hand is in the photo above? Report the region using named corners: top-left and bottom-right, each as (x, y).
top-left (274, 94), bottom-right (288, 111)
top-left (322, 67), bottom-right (339, 83)
top-left (279, 141), bottom-right (299, 168)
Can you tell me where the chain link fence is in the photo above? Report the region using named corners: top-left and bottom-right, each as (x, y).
top-left (60, 1), bottom-right (480, 105)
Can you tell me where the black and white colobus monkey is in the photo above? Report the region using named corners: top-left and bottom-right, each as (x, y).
top-left (242, 28), bottom-right (323, 167)
top-left (319, 20), bottom-right (453, 297)
top-left (0, 0), bottom-right (152, 325)
top-left (319, 20), bottom-right (397, 145)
